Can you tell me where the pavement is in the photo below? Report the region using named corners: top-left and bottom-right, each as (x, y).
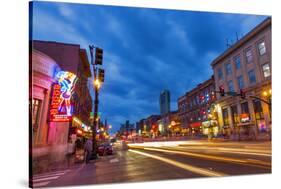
top-left (31, 140), bottom-right (271, 188)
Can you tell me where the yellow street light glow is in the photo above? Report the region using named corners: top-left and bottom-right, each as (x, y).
top-left (263, 91), bottom-right (268, 97)
top-left (93, 79), bottom-right (101, 89)
top-left (269, 89), bottom-right (272, 95)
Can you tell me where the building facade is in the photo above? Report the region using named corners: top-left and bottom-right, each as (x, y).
top-left (32, 40), bottom-right (92, 145)
top-left (31, 49), bottom-right (61, 146)
top-left (211, 18), bottom-right (271, 139)
top-left (178, 76), bottom-right (217, 137)
top-left (159, 90), bottom-right (170, 115)
top-left (119, 120), bottom-right (135, 139)
top-left (142, 115), bottom-right (161, 137)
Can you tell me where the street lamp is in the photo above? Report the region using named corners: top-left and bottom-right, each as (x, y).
top-left (93, 79), bottom-right (101, 89)
top-left (89, 44), bottom-right (105, 160)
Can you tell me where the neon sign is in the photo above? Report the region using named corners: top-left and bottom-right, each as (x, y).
top-left (49, 71), bottom-right (77, 122)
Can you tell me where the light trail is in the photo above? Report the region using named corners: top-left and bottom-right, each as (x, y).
top-left (128, 149), bottom-right (226, 177)
top-left (173, 146), bottom-right (271, 157)
top-left (130, 147), bottom-right (271, 169)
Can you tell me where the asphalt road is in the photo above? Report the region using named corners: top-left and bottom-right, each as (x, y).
top-left (32, 140), bottom-right (271, 188)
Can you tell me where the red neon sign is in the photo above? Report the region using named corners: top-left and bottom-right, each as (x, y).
top-left (49, 83), bottom-right (72, 122)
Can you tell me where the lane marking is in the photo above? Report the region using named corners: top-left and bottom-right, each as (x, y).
top-left (129, 149), bottom-right (226, 177)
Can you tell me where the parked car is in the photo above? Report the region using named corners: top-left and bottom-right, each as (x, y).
top-left (97, 143), bottom-right (113, 156)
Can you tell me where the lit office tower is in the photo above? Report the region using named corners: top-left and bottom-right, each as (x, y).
top-left (160, 90), bottom-right (170, 115)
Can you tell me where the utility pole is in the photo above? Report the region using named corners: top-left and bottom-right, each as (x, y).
top-left (89, 45), bottom-right (104, 159)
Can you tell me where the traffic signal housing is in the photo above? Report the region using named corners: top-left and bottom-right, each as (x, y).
top-left (95, 47), bottom-right (103, 65)
top-left (219, 85), bottom-right (225, 97)
top-left (98, 68), bottom-right (105, 83)
top-left (240, 89), bottom-right (246, 99)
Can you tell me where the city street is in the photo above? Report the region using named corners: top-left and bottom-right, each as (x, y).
top-left (32, 140), bottom-right (271, 188)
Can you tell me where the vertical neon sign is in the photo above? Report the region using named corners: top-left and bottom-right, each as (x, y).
top-left (49, 71), bottom-right (77, 122)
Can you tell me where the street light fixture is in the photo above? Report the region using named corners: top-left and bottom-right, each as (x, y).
top-left (94, 79), bottom-right (101, 89)
top-left (89, 44), bottom-right (105, 160)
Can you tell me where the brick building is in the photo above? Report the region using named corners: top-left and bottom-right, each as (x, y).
top-left (211, 17), bottom-right (271, 140)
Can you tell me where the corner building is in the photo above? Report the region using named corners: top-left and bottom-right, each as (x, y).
top-left (211, 18), bottom-right (271, 139)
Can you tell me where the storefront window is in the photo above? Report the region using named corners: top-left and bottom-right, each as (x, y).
top-left (231, 105), bottom-right (239, 125)
top-left (222, 108), bottom-right (229, 126)
top-left (32, 99), bottom-right (42, 131)
top-left (253, 100), bottom-right (266, 132)
top-left (241, 102), bottom-right (249, 114)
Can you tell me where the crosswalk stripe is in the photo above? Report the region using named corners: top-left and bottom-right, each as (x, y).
top-left (34, 169), bottom-right (70, 177)
top-left (33, 172), bottom-right (66, 179)
top-left (32, 170), bottom-right (70, 187)
top-left (32, 181), bottom-right (51, 188)
top-left (33, 176), bottom-right (60, 182)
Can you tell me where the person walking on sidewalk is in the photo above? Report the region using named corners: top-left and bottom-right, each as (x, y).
top-left (84, 138), bottom-right (93, 164)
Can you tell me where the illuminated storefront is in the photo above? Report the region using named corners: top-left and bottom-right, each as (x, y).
top-left (31, 49), bottom-right (60, 146)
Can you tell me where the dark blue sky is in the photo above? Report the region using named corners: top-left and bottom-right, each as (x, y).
top-left (32, 2), bottom-right (267, 133)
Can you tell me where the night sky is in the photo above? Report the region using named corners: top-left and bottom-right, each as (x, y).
top-left (32, 1), bottom-right (267, 133)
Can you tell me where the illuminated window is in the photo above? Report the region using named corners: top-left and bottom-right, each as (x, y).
top-left (245, 49), bottom-right (253, 63)
top-left (32, 99), bottom-right (42, 131)
top-left (262, 63), bottom-right (271, 78)
top-left (231, 105), bottom-right (239, 124)
top-left (222, 108), bottom-right (229, 126)
top-left (258, 41), bottom-right (266, 56)
top-left (253, 100), bottom-right (264, 120)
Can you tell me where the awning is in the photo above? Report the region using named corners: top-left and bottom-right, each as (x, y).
top-left (190, 122), bottom-right (202, 128)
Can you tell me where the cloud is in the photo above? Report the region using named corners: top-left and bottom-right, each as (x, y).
top-left (32, 2), bottom-right (267, 133)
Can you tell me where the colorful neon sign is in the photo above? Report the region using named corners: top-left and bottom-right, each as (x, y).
top-left (49, 71), bottom-right (77, 122)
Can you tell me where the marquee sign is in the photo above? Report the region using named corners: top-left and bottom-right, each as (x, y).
top-left (49, 71), bottom-right (77, 122)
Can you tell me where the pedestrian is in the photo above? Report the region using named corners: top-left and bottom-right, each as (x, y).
top-left (84, 138), bottom-right (93, 164)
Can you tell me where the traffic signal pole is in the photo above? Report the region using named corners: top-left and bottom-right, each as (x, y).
top-left (92, 66), bottom-right (99, 159)
top-left (89, 45), bottom-right (104, 160)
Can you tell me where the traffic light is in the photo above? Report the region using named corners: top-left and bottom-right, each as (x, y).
top-left (95, 47), bottom-right (103, 65)
top-left (98, 68), bottom-right (105, 82)
top-left (240, 89), bottom-right (246, 99)
top-left (219, 85), bottom-right (225, 97)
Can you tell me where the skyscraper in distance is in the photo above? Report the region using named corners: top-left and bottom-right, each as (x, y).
top-left (160, 90), bottom-right (170, 115)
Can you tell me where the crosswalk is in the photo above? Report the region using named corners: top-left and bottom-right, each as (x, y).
top-left (31, 169), bottom-right (71, 188)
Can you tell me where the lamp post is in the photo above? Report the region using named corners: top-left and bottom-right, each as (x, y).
top-left (89, 45), bottom-right (104, 159)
